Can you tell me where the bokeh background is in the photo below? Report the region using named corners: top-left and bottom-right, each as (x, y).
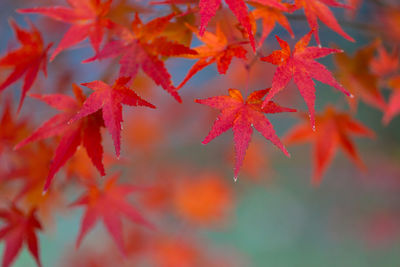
top-left (1, 0), bottom-right (400, 266)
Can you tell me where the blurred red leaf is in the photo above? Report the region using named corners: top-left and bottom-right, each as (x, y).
top-left (334, 41), bottom-right (387, 111)
top-left (70, 173), bottom-right (154, 255)
top-left (285, 106), bottom-right (375, 185)
top-left (383, 76), bottom-right (400, 125)
top-left (0, 205), bottom-right (42, 267)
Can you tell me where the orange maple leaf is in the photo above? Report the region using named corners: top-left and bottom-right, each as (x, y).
top-left (177, 23), bottom-right (247, 90)
top-left (249, 0), bottom-right (294, 47)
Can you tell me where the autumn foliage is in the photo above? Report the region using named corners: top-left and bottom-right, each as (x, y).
top-left (0, 0), bottom-right (400, 266)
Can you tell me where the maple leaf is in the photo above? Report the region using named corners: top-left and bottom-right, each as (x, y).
top-left (15, 84), bottom-right (105, 192)
top-left (68, 77), bottom-right (156, 158)
top-left (70, 173), bottom-right (154, 255)
top-left (18, 0), bottom-right (113, 61)
top-left (176, 23), bottom-right (247, 90)
top-left (370, 43), bottom-right (399, 77)
top-left (261, 31), bottom-right (351, 129)
top-left (0, 19), bottom-right (51, 111)
top-left (383, 76), bottom-right (400, 125)
top-left (195, 88), bottom-right (295, 180)
top-left (249, 0), bottom-right (294, 47)
top-left (284, 106), bottom-right (375, 185)
top-left (83, 13), bottom-right (196, 102)
top-left (293, 0), bottom-right (354, 44)
top-left (334, 41), bottom-right (386, 111)
top-left (0, 205), bottom-right (42, 267)
top-left (199, 0), bottom-right (256, 51)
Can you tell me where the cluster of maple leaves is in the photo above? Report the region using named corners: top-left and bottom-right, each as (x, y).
top-left (0, 0), bottom-right (399, 266)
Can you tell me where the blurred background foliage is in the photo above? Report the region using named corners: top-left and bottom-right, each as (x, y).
top-left (1, 0), bottom-right (400, 266)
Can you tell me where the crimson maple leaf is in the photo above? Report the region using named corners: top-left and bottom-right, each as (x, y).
top-left (293, 0), bottom-right (354, 44)
top-left (0, 205), bottom-right (42, 267)
top-left (176, 23), bottom-right (247, 90)
top-left (0, 19), bottom-right (51, 111)
top-left (199, 0), bottom-right (256, 51)
top-left (18, 0), bottom-right (113, 61)
top-left (70, 173), bottom-right (154, 255)
top-left (84, 13), bottom-right (196, 102)
top-left (15, 84), bottom-right (105, 192)
top-left (284, 106), bottom-right (374, 185)
top-left (68, 77), bottom-right (155, 158)
top-left (261, 31), bottom-right (351, 129)
top-left (195, 88), bottom-right (295, 180)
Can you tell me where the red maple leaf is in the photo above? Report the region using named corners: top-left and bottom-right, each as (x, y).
top-left (0, 19), bottom-right (51, 111)
top-left (70, 173), bottom-right (154, 255)
top-left (18, 0), bottom-right (113, 61)
top-left (84, 13), bottom-right (196, 102)
top-left (0, 205), bottom-right (42, 267)
top-left (195, 88), bottom-right (295, 180)
top-left (293, 0), bottom-right (354, 44)
top-left (199, 0), bottom-right (256, 51)
top-left (176, 23), bottom-right (247, 90)
top-left (284, 106), bottom-right (375, 185)
top-left (261, 31), bottom-right (351, 129)
top-left (15, 84), bottom-right (105, 192)
top-left (68, 77), bottom-right (155, 158)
